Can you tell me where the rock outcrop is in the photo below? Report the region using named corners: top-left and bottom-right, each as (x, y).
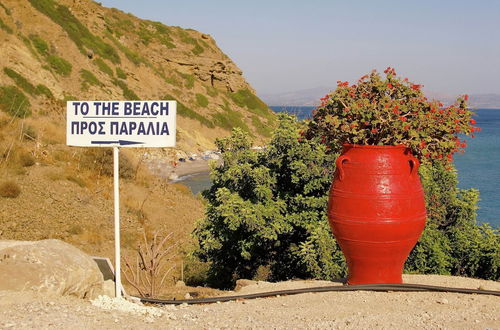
top-left (0, 0), bottom-right (276, 152)
top-left (0, 239), bottom-right (104, 298)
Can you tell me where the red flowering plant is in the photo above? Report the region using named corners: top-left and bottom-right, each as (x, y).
top-left (305, 68), bottom-right (479, 164)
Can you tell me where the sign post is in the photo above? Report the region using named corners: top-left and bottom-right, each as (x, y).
top-left (67, 100), bottom-right (176, 298)
top-left (113, 146), bottom-right (120, 298)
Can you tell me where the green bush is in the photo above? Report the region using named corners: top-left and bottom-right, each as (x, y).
top-left (164, 94), bottom-right (214, 128)
top-left (0, 2), bottom-right (12, 15)
top-left (251, 115), bottom-right (272, 137)
top-left (192, 44), bottom-right (204, 55)
top-left (116, 67), bottom-right (127, 79)
top-left (113, 79), bottom-right (139, 100)
top-left (165, 75), bottom-right (182, 87)
top-left (211, 102), bottom-right (251, 133)
top-left (205, 86), bottom-right (218, 97)
top-left (195, 115), bottom-right (500, 288)
top-left (405, 163), bottom-right (499, 280)
top-left (47, 55), bottom-right (72, 76)
top-left (80, 69), bottom-right (102, 90)
top-left (28, 0), bottom-right (120, 64)
top-left (105, 32), bottom-right (145, 66)
top-left (0, 85), bottom-right (31, 117)
top-left (194, 115), bottom-right (341, 288)
top-left (178, 72), bottom-right (195, 89)
top-left (29, 34), bottom-right (49, 56)
top-left (135, 21), bottom-right (175, 49)
top-left (0, 17), bottom-right (13, 34)
top-left (36, 84), bottom-right (53, 99)
top-left (177, 29), bottom-right (204, 55)
top-left (228, 89), bottom-right (274, 120)
top-left (195, 93), bottom-right (209, 107)
top-left (94, 58), bottom-right (114, 77)
top-left (3, 68), bottom-right (38, 96)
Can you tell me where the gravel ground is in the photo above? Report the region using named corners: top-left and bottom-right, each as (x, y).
top-left (0, 275), bottom-right (498, 329)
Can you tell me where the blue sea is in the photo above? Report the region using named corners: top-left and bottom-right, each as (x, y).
top-left (180, 107), bottom-right (500, 228)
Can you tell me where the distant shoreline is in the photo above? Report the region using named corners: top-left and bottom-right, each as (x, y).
top-left (167, 159), bottom-right (212, 182)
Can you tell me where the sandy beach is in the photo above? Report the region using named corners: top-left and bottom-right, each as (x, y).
top-left (145, 158), bottom-right (214, 182)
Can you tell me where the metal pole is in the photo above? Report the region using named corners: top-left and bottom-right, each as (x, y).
top-left (113, 146), bottom-right (122, 298)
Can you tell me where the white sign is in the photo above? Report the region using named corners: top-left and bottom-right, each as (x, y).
top-left (66, 100), bottom-right (176, 147)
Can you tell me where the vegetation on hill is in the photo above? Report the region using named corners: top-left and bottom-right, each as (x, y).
top-left (0, 85), bottom-right (31, 117)
top-left (28, 0), bottom-right (121, 63)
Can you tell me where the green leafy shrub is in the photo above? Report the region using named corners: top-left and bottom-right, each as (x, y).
top-left (177, 29), bottom-right (204, 55)
top-left (27, 0), bottom-right (120, 64)
top-left (195, 93), bottom-right (209, 107)
top-left (164, 94), bottom-right (214, 128)
top-left (194, 115), bottom-right (342, 288)
top-left (36, 84), bottom-right (53, 99)
top-left (406, 163), bottom-right (499, 280)
top-left (0, 85), bottom-right (31, 117)
top-left (135, 21), bottom-right (176, 49)
top-left (47, 55), bottom-right (72, 76)
top-left (0, 17), bottom-right (13, 34)
top-left (251, 115), bottom-right (272, 137)
top-left (80, 69), bottom-right (102, 90)
top-left (192, 44), bottom-right (204, 55)
top-left (113, 79), bottom-right (139, 100)
top-left (211, 102), bottom-right (251, 133)
top-left (105, 32), bottom-right (145, 66)
top-left (195, 115), bottom-right (499, 288)
top-left (116, 67), bottom-right (127, 79)
top-left (0, 2), bottom-right (12, 15)
top-left (178, 72), bottom-right (195, 89)
top-left (165, 75), bottom-right (182, 87)
top-left (94, 58), bottom-right (114, 77)
top-left (3, 68), bottom-right (38, 96)
top-left (228, 89), bottom-right (274, 120)
top-left (29, 34), bottom-right (49, 55)
top-left (0, 180), bottom-right (21, 198)
top-left (205, 86), bottom-right (218, 97)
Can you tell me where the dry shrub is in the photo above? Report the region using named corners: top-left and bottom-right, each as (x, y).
top-left (67, 224), bottom-right (83, 235)
top-left (183, 255), bottom-right (210, 287)
top-left (80, 148), bottom-right (134, 179)
top-left (19, 151), bottom-right (35, 167)
top-left (170, 183), bottom-right (191, 195)
top-left (46, 169), bottom-right (65, 181)
top-left (21, 125), bottom-right (37, 141)
top-left (0, 180), bottom-right (21, 198)
top-left (80, 228), bottom-right (105, 245)
top-left (66, 175), bottom-right (86, 187)
top-left (124, 230), bottom-right (177, 298)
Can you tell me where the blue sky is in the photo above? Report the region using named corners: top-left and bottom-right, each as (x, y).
top-left (99, 0), bottom-right (500, 97)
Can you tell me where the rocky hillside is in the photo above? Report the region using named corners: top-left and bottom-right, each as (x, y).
top-left (0, 0), bottom-right (275, 152)
top-left (0, 0), bottom-right (278, 291)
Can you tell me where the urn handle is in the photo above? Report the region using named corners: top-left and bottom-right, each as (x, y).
top-left (336, 155), bottom-right (350, 181)
top-left (409, 156), bottom-right (420, 178)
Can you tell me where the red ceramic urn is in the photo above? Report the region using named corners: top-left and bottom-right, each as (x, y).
top-left (328, 144), bottom-right (426, 284)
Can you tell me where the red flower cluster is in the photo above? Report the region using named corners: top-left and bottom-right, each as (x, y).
top-left (306, 68), bottom-right (479, 165)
